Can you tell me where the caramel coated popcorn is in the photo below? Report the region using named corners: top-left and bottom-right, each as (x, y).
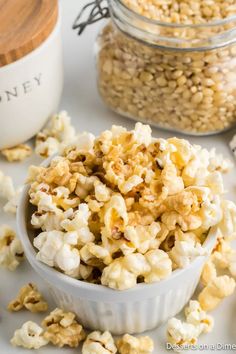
top-left (1, 144), bottom-right (32, 162)
top-left (117, 334), bottom-right (154, 354)
top-left (11, 321), bottom-right (48, 349)
top-left (82, 331), bottom-right (117, 354)
top-left (8, 283), bottom-right (48, 313)
top-left (28, 123), bottom-right (236, 290)
top-left (0, 225), bottom-right (24, 270)
top-left (42, 308), bottom-right (85, 347)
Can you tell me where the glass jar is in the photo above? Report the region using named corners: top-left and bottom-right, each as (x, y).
top-left (96, 0), bottom-right (236, 135)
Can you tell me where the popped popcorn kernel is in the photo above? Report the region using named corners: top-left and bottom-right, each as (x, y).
top-left (0, 170), bottom-right (15, 201)
top-left (0, 225), bottom-right (24, 271)
top-left (198, 275), bottom-right (236, 311)
top-left (42, 308), bottom-right (85, 348)
top-left (82, 331), bottom-right (117, 354)
top-left (35, 111), bottom-right (76, 158)
top-left (116, 334), bottom-right (154, 354)
top-left (185, 300), bottom-right (214, 333)
top-left (8, 283), bottom-right (48, 313)
top-left (1, 144), bottom-right (32, 162)
top-left (11, 321), bottom-right (48, 349)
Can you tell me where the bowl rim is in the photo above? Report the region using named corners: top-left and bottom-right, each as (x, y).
top-left (17, 156), bottom-right (219, 300)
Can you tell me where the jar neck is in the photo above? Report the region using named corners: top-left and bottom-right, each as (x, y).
top-left (108, 0), bottom-right (236, 51)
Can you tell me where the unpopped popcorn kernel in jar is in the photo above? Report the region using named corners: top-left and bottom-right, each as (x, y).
top-left (96, 1), bottom-right (236, 134)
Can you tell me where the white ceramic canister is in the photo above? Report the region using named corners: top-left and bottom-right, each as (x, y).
top-left (0, 0), bottom-right (63, 149)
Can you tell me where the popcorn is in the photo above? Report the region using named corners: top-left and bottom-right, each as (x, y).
top-left (212, 239), bottom-right (236, 277)
top-left (161, 163), bottom-right (184, 195)
top-left (167, 299), bottom-right (214, 350)
top-left (11, 321), bottom-right (48, 349)
top-left (169, 238), bottom-right (206, 269)
top-left (218, 200), bottom-right (236, 240)
top-left (167, 318), bottom-right (204, 348)
top-left (184, 300), bottom-right (214, 333)
top-left (3, 186), bottom-right (23, 214)
top-left (0, 225), bottom-right (24, 271)
top-left (94, 180), bottom-right (111, 202)
top-left (201, 260), bottom-right (217, 286)
top-left (103, 194), bottom-right (128, 235)
top-left (42, 308), bottom-right (85, 347)
top-left (28, 123), bottom-right (236, 290)
top-left (102, 250), bottom-right (171, 290)
top-left (161, 211), bottom-right (202, 232)
top-left (8, 283), bottom-right (48, 313)
top-left (119, 175), bottom-right (143, 194)
top-left (101, 258), bottom-right (137, 290)
top-left (116, 334), bottom-right (154, 354)
top-left (1, 144), bottom-right (32, 162)
top-left (35, 111), bottom-right (76, 158)
top-left (133, 122), bottom-right (152, 147)
top-left (124, 222), bottom-right (161, 254)
top-left (61, 204), bottom-right (95, 246)
top-left (82, 331), bottom-right (117, 354)
top-left (0, 170), bottom-right (15, 201)
top-left (33, 230), bottom-right (80, 275)
top-left (198, 275), bottom-right (236, 311)
top-left (80, 242), bottom-right (112, 266)
top-left (143, 249), bottom-right (172, 283)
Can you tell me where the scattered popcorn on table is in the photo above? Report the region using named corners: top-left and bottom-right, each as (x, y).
top-left (167, 300), bottom-right (214, 350)
top-left (3, 185), bottom-right (23, 214)
top-left (184, 300), bottom-right (214, 333)
top-left (167, 318), bottom-right (204, 349)
top-left (116, 333), bottom-right (154, 354)
top-left (11, 321), bottom-right (48, 349)
top-left (0, 225), bottom-right (24, 271)
top-left (27, 123), bottom-right (236, 289)
top-left (198, 275), bottom-right (236, 311)
top-left (42, 308), bottom-right (85, 347)
top-left (0, 170), bottom-right (15, 201)
top-left (35, 111), bottom-right (77, 158)
top-left (1, 144), bottom-right (32, 162)
top-left (8, 283), bottom-right (48, 313)
top-left (82, 331), bottom-right (117, 354)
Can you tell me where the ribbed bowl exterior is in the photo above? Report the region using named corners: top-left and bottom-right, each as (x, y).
top-left (47, 268), bottom-right (200, 335)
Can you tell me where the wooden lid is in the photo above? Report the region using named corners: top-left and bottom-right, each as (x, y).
top-left (0, 0), bottom-right (58, 67)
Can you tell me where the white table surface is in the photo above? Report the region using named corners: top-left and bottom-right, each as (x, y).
top-left (0, 1), bottom-right (236, 353)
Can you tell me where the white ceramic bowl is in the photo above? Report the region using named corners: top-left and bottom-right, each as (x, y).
top-left (17, 184), bottom-right (218, 335)
top-left (0, 10), bottom-right (63, 149)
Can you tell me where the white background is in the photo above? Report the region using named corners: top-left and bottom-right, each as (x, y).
top-left (0, 1), bottom-right (236, 353)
